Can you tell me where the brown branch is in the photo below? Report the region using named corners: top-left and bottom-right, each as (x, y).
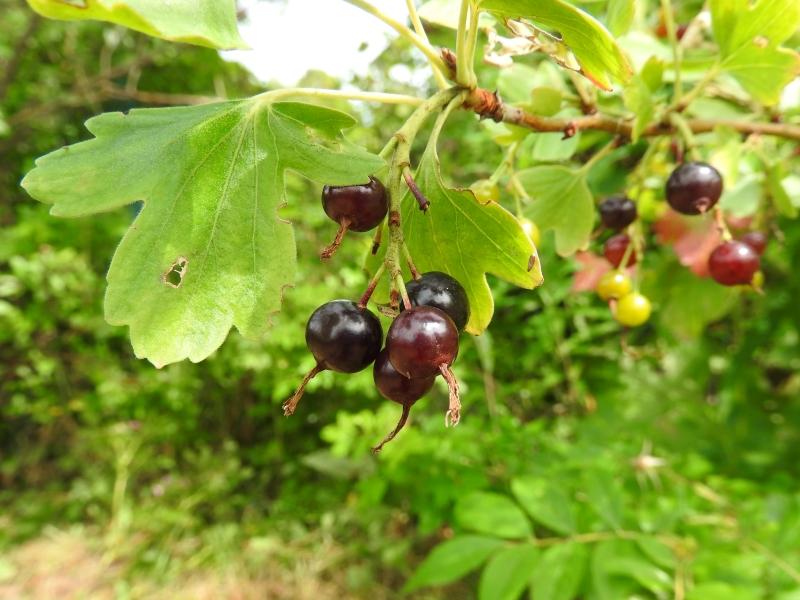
top-left (464, 88), bottom-right (800, 142)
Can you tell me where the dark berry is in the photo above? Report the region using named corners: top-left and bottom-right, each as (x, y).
top-left (306, 300), bottom-right (382, 372)
top-left (708, 241), bottom-right (760, 286)
top-left (374, 348), bottom-right (435, 405)
top-left (740, 231), bottom-right (767, 256)
top-left (320, 176), bottom-right (388, 259)
top-left (604, 234), bottom-right (637, 268)
top-left (599, 196), bottom-right (637, 230)
top-left (404, 271), bottom-right (470, 331)
top-left (665, 161), bottom-right (723, 215)
top-left (283, 300), bottom-right (382, 416)
top-left (388, 306), bottom-right (458, 379)
top-left (371, 348), bottom-right (436, 453)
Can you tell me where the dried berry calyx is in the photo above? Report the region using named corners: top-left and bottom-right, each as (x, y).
top-left (320, 176), bottom-right (388, 260)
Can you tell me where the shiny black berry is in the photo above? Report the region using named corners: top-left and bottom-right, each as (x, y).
top-left (665, 161), bottom-right (723, 215)
top-left (283, 300), bottom-right (382, 415)
top-left (387, 306), bottom-right (461, 426)
top-left (599, 196), bottom-right (637, 230)
top-left (371, 348), bottom-right (436, 453)
top-left (374, 348), bottom-right (435, 405)
top-left (320, 177), bottom-right (388, 259)
top-left (405, 271), bottom-right (470, 331)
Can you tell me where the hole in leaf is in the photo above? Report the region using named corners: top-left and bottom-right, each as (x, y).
top-left (162, 257), bottom-right (188, 288)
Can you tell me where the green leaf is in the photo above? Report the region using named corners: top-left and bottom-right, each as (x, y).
top-left (659, 269), bottom-right (739, 338)
top-left (606, 0), bottom-right (635, 36)
top-left (530, 542), bottom-right (588, 600)
top-left (26, 0), bottom-right (246, 50)
top-left (532, 130), bottom-right (580, 161)
top-left (603, 556), bottom-right (672, 594)
top-left (623, 76), bottom-right (654, 142)
top-left (636, 538), bottom-right (677, 570)
top-left (405, 535), bottom-right (506, 592)
top-left (517, 166), bottom-right (594, 256)
top-left (454, 492), bottom-right (533, 539)
top-left (511, 477), bottom-right (576, 535)
top-left (710, 0), bottom-right (800, 105)
top-left (402, 131), bottom-right (543, 336)
top-left (530, 87), bottom-right (563, 117)
top-left (23, 100), bottom-right (383, 366)
top-left (481, 0), bottom-right (633, 90)
top-left (589, 541), bottom-right (640, 600)
top-left (766, 164), bottom-right (798, 218)
top-left (720, 174), bottom-right (763, 218)
top-left (498, 64), bottom-right (541, 104)
top-left (581, 471), bottom-right (624, 530)
top-left (478, 544), bottom-right (540, 600)
top-left (419, 0), bottom-right (496, 29)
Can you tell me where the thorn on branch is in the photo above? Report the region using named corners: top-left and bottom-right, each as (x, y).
top-left (562, 122), bottom-right (577, 139)
top-left (464, 88), bottom-right (504, 122)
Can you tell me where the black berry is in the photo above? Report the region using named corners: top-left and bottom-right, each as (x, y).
top-left (404, 271), bottom-right (470, 331)
top-left (599, 196), bottom-right (637, 230)
top-left (740, 231), bottom-right (767, 256)
top-left (665, 161), bottom-right (723, 215)
top-left (708, 241), bottom-right (760, 286)
top-left (283, 300), bottom-right (382, 415)
top-left (371, 348), bottom-right (436, 453)
top-left (320, 177), bottom-right (388, 259)
top-left (387, 306), bottom-right (461, 426)
top-left (604, 234), bottom-right (637, 268)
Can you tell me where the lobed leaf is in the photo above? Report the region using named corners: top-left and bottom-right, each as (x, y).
top-left (23, 99), bottom-right (383, 367)
top-left (402, 129), bottom-right (543, 336)
top-left (26, 0), bottom-right (246, 49)
top-left (517, 166), bottom-right (594, 256)
top-left (710, 0), bottom-right (800, 105)
top-left (404, 535), bottom-right (505, 592)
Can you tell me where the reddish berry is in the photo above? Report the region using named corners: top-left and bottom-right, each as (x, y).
top-left (604, 234), bottom-right (637, 268)
top-left (708, 241), bottom-right (760, 286)
top-left (740, 231), bottom-right (767, 256)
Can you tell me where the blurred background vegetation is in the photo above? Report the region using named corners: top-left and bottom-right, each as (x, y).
top-left (1, 1), bottom-right (800, 598)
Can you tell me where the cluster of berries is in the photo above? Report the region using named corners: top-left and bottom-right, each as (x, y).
top-left (596, 196), bottom-right (651, 327)
top-left (284, 179), bottom-right (470, 452)
top-left (665, 161), bottom-right (766, 287)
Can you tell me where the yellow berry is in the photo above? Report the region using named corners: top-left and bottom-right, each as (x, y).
top-left (470, 179), bottom-right (500, 204)
top-left (615, 292), bottom-right (652, 327)
top-left (751, 270), bottom-right (764, 290)
top-left (519, 217), bottom-right (541, 247)
top-left (596, 271), bottom-right (632, 301)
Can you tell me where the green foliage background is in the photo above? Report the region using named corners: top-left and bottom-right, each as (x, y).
top-left (1, 1), bottom-right (800, 598)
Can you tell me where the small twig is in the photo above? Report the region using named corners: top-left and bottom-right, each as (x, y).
top-left (282, 364), bottom-right (325, 416)
top-left (371, 404), bottom-right (411, 453)
top-left (403, 166), bottom-right (431, 211)
top-left (359, 263), bottom-right (386, 308)
top-left (320, 218), bottom-right (351, 260)
top-left (371, 226), bottom-right (383, 255)
top-left (402, 243), bottom-right (421, 279)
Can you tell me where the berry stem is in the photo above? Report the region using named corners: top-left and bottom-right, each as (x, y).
top-left (359, 263), bottom-right (386, 308)
top-left (658, 0), bottom-right (683, 106)
top-left (282, 363), bottom-right (325, 416)
top-left (395, 273), bottom-right (413, 310)
top-left (320, 218), bottom-right (351, 260)
top-left (402, 243), bottom-right (421, 279)
top-left (439, 363), bottom-right (461, 426)
top-left (371, 404), bottom-right (412, 453)
top-left (371, 225), bottom-right (383, 255)
top-left (405, 0), bottom-right (449, 90)
top-left (403, 166), bottom-right (431, 211)
top-left (343, 0), bottom-right (449, 79)
top-left (713, 206), bottom-right (733, 241)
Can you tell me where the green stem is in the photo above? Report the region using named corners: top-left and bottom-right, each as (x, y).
top-left (463, 1), bottom-right (480, 88)
top-left (578, 138), bottom-right (617, 175)
top-left (383, 87), bottom-right (466, 284)
top-left (257, 87), bottom-right (424, 106)
top-left (659, 0), bottom-right (683, 105)
top-left (455, 0), bottom-right (473, 87)
top-left (343, 0), bottom-right (448, 76)
top-left (406, 0), bottom-right (449, 89)
top-left (669, 64), bottom-right (720, 112)
top-left (670, 113), bottom-right (699, 160)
